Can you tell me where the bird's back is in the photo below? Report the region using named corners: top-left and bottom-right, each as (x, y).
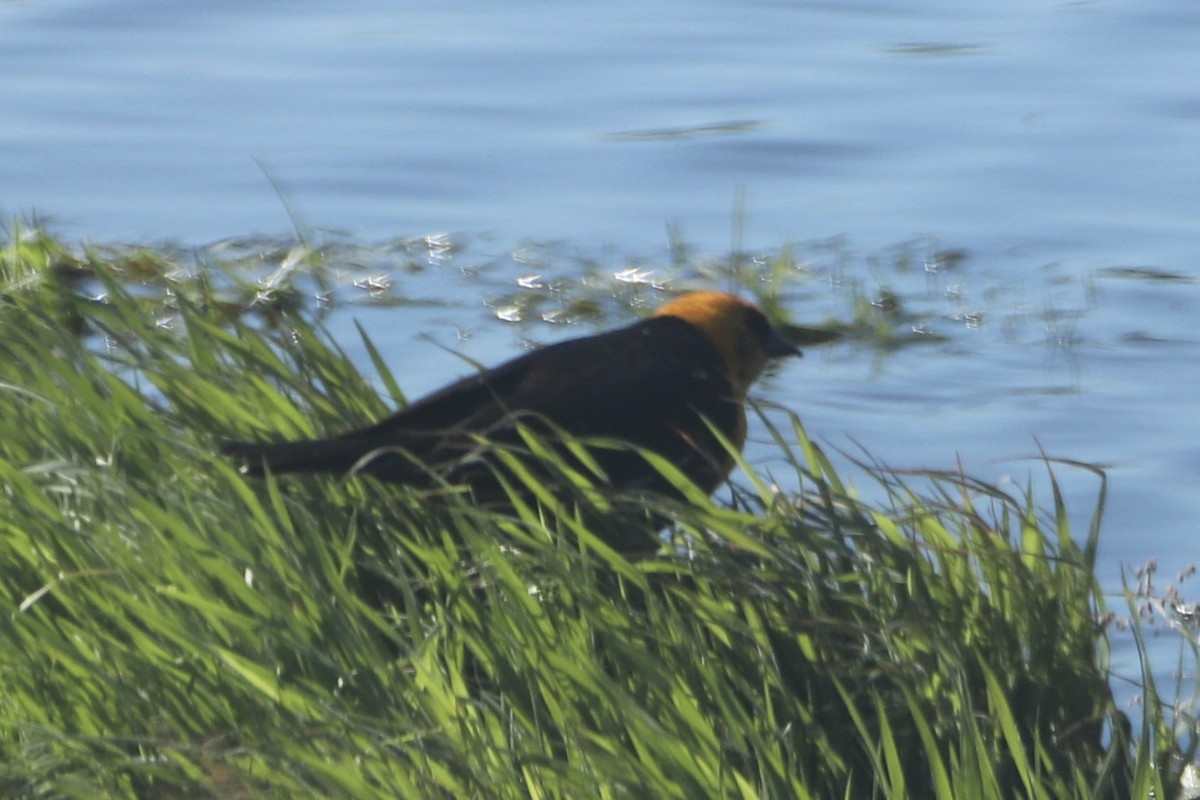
top-left (222, 314), bottom-right (741, 497)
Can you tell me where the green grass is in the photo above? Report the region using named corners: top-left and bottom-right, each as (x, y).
top-left (0, 221), bottom-right (1193, 798)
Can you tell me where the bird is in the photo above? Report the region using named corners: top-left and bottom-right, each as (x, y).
top-left (219, 290), bottom-right (800, 508)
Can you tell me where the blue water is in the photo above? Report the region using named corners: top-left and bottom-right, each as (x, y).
top-left (4, 0), bottom-right (1199, 707)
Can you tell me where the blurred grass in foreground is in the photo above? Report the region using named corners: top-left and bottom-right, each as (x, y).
top-left (1, 221), bottom-right (1196, 798)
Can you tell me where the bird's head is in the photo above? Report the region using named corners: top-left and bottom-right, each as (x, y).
top-left (653, 291), bottom-right (801, 397)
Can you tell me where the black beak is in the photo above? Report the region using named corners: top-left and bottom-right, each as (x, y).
top-left (766, 327), bottom-right (803, 359)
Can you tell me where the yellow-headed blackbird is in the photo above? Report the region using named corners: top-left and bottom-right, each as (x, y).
top-left (219, 290), bottom-right (800, 503)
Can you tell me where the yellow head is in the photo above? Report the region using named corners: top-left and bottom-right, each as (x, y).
top-left (653, 291), bottom-right (800, 398)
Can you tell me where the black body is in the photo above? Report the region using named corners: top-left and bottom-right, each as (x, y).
top-left (220, 315), bottom-right (742, 501)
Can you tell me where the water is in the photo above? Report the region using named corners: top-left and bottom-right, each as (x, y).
top-left (3, 0), bottom-right (1198, 704)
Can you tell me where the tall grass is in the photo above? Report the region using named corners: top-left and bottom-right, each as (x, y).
top-left (0, 224), bottom-right (1190, 798)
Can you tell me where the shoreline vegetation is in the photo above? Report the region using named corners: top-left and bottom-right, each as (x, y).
top-left (1, 220), bottom-right (1196, 797)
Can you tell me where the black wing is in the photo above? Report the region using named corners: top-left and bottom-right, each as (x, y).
top-left (219, 343), bottom-right (540, 481)
top-left (221, 315), bottom-right (739, 493)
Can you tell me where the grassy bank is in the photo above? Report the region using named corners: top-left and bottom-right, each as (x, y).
top-left (0, 223), bottom-right (1192, 797)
